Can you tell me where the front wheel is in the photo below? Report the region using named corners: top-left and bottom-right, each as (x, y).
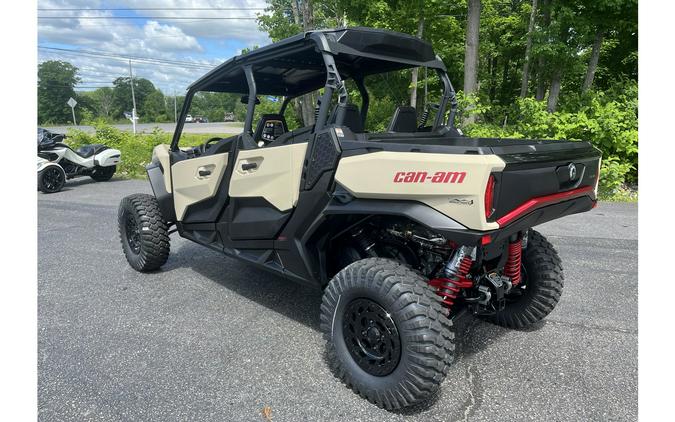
top-left (91, 165), bottom-right (116, 182)
top-left (118, 194), bottom-right (170, 272)
top-left (483, 230), bottom-right (564, 328)
top-left (320, 258), bottom-right (455, 410)
top-left (38, 165), bottom-right (66, 193)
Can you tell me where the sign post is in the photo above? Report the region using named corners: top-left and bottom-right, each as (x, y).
top-left (129, 60), bottom-right (137, 134)
top-left (67, 97), bottom-right (77, 126)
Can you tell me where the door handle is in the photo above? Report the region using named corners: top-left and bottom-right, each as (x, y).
top-left (241, 162), bottom-right (258, 171)
top-left (197, 167), bottom-right (212, 177)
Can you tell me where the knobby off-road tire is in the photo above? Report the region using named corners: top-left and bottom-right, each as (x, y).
top-left (118, 193), bottom-right (170, 272)
top-left (38, 166), bottom-right (66, 193)
top-left (320, 258), bottom-right (455, 410)
top-left (484, 230), bottom-right (563, 328)
top-left (91, 165), bottom-right (116, 182)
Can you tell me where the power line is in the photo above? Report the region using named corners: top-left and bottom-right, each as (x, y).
top-left (39, 20), bottom-right (233, 27)
top-left (38, 46), bottom-right (215, 70)
top-left (38, 7), bottom-right (266, 11)
top-left (38, 16), bottom-right (259, 20)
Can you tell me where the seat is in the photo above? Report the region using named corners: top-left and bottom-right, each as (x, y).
top-left (76, 144), bottom-right (108, 158)
top-left (253, 114), bottom-right (289, 145)
top-left (328, 103), bottom-right (364, 133)
top-left (387, 106), bottom-right (418, 132)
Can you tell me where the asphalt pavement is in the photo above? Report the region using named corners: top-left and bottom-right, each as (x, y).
top-left (38, 178), bottom-right (638, 421)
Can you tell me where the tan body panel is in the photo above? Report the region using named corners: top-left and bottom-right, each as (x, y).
top-left (229, 143), bottom-right (308, 211)
top-left (152, 144), bottom-right (173, 193)
top-left (335, 151), bottom-right (506, 231)
top-left (172, 152), bottom-right (229, 220)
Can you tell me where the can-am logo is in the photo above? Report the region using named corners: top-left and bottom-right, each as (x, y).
top-left (393, 171), bottom-right (467, 184)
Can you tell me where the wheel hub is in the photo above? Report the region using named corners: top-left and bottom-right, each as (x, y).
top-left (125, 213), bottom-right (141, 254)
top-left (43, 167), bottom-right (63, 191)
top-left (342, 298), bottom-right (401, 376)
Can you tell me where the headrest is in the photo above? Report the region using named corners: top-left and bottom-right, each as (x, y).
top-left (387, 106), bottom-right (418, 132)
top-left (329, 103), bottom-right (363, 133)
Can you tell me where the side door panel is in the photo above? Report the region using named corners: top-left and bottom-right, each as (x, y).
top-left (172, 152), bottom-right (229, 221)
top-left (227, 143), bottom-right (308, 240)
top-left (229, 143), bottom-right (307, 210)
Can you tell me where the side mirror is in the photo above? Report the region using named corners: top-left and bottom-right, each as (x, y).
top-left (241, 95), bottom-right (260, 105)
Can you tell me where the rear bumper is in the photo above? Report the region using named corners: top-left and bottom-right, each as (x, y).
top-left (484, 192), bottom-right (596, 244)
top-left (435, 189), bottom-right (596, 246)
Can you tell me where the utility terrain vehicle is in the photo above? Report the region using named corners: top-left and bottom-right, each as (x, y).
top-left (119, 28), bottom-right (601, 410)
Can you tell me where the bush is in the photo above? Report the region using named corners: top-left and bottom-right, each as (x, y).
top-left (460, 82), bottom-right (638, 196)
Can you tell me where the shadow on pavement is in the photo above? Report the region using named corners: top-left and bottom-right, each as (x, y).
top-left (176, 242), bottom-right (323, 332)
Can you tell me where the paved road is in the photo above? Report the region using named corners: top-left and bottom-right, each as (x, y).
top-left (44, 122), bottom-right (243, 135)
top-left (38, 179), bottom-right (637, 421)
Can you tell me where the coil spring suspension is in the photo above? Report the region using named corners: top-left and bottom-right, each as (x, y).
top-left (419, 109), bottom-right (430, 129)
top-left (504, 237), bottom-right (523, 286)
top-left (351, 229), bottom-right (377, 257)
top-left (429, 246), bottom-right (476, 311)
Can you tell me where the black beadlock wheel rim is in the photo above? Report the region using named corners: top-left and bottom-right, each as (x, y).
top-left (125, 213), bottom-right (141, 254)
top-left (342, 298), bottom-right (401, 376)
top-left (43, 167), bottom-right (64, 191)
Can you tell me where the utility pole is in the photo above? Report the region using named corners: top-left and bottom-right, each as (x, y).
top-left (128, 60), bottom-right (137, 134)
top-left (173, 89), bottom-right (177, 123)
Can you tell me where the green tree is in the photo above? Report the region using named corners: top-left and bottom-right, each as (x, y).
top-left (143, 90), bottom-right (167, 122)
top-left (111, 77), bottom-right (157, 120)
top-left (86, 87), bottom-right (115, 120)
top-left (38, 60), bottom-right (80, 124)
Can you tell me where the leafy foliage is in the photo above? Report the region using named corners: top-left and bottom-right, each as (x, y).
top-left (38, 61), bottom-right (80, 124)
top-left (460, 79), bottom-right (638, 194)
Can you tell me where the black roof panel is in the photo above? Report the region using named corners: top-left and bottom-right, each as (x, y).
top-left (189, 27), bottom-right (445, 96)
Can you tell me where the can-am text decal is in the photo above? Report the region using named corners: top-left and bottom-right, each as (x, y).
top-left (393, 171), bottom-right (467, 184)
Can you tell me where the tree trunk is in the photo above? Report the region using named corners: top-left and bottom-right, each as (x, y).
top-left (410, 16), bottom-right (425, 108)
top-left (535, 0), bottom-right (550, 101)
top-left (520, 0), bottom-right (538, 97)
top-left (582, 30), bottom-right (604, 93)
top-left (290, 0), bottom-right (300, 25)
top-left (463, 0), bottom-right (481, 124)
top-left (535, 57), bottom-right (547, 100)
top-left (547, 69), bottom-right (561, 112)
top-left (464, 0), bottom-right (481, 95)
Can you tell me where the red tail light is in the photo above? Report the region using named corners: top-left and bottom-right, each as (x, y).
top-left (484, 174), bottom-right (496, 219)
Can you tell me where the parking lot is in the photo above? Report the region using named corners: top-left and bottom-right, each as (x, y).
top-left (38, 178), bottom-right (638, 421)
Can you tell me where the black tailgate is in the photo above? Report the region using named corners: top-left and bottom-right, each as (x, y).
top-left (488, 140), bottom-right (601, 223)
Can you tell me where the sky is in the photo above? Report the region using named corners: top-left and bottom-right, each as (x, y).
top-left (38, 0), bottom-right (273, 94)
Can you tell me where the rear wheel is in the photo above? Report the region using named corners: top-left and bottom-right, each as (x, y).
top-left (118, 193), bottom-right (170, 272)
top-left (483, 230), bottom-right (564, 328)
top-left (321, 258), bottom-right (455, 410)
top-left (91, 165), bottom-right (116, 182)
top-left (38, 166), bottom-right (66, 193)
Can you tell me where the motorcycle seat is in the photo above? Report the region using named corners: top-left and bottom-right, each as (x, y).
top-left (76, 144), bottom-right (108, 158)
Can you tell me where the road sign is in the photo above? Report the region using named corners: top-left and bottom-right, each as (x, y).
top-left (67, 97), bottom-right (77, 125)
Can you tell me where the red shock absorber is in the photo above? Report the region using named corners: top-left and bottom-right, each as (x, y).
top-left (504, 236), bottom-right (523, 286)
top-left (429, 246), bottom-right (476, 311)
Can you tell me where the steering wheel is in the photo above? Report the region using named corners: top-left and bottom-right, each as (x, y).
top-left (200, 137), bottom-right (222, 154)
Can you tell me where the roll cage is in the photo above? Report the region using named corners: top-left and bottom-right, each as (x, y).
top-left (170, 27), bottom-right (458, 152)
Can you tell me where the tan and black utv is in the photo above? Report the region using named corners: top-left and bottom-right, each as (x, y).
top-left (119, 28), bottom-right (601, 410)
